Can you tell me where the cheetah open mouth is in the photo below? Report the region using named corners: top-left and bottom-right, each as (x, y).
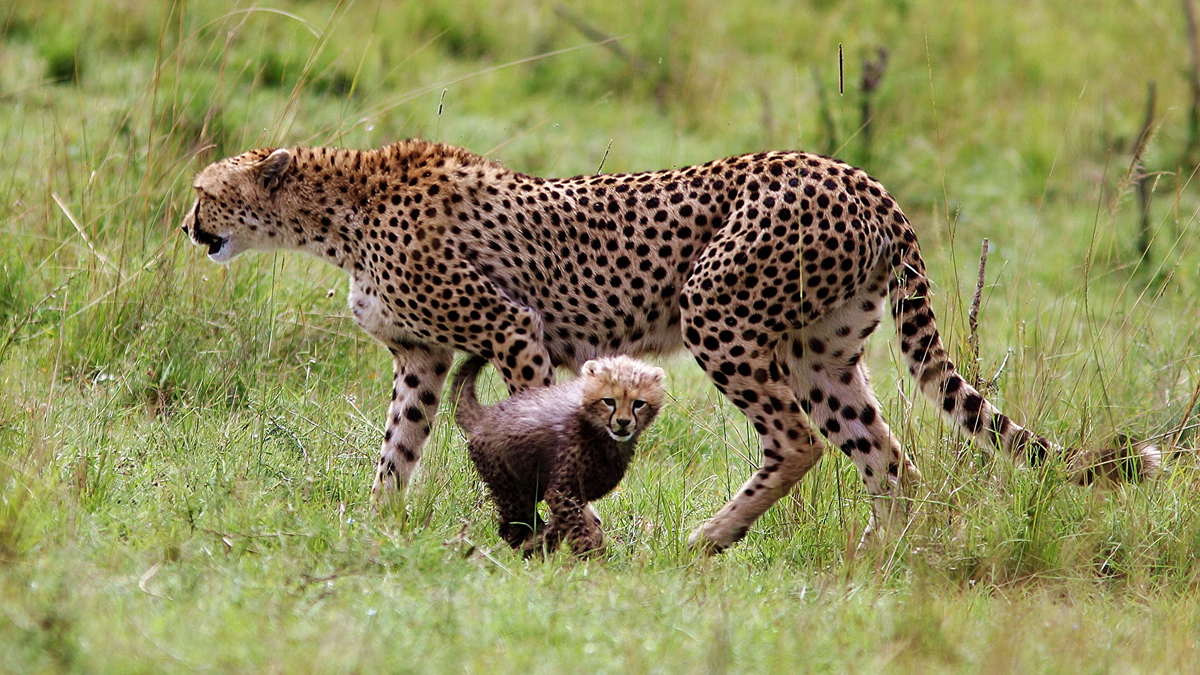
top-left (189, 225), bottom-right (228, 255)
top-left (608, 429), bottom-right (634, 442)
top-left (189, 227), bottom-right (233, 262)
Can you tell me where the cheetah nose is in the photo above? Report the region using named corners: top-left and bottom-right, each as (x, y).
top-left (614, 418), bottom-right (632, 430)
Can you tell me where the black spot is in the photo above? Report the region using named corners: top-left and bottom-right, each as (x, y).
top-left (962, 392), bottom-right (984, 413)
top-left (944, 375), bottom-right (963, 395)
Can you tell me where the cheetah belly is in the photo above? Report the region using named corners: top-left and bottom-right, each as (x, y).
top-left (348, 280), bottom-right (404, 345)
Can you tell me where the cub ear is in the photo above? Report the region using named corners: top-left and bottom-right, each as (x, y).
top-left (649, 366), bottom-right (666, 383)
top-left (256, 148), bottom-right (292, 191)
top-left (581, 360), bottom-right (600, 377)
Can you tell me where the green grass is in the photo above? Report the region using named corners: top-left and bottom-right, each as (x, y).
top-left (3, 0), bottom-right (1200, 671)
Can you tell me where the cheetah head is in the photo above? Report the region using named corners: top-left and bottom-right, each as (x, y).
top-left (181, 148), bottom-right (293, 263)
top-left (580, 356), bottom-right (666, 443)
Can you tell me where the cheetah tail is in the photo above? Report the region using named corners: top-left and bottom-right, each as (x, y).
top-left (450, 355), bottom-right (491, 437)
top-left (886, 239), bottom-right (1161, 483)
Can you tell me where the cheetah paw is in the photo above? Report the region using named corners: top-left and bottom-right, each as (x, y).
top-left (687, 520), bottom-right (746, 555)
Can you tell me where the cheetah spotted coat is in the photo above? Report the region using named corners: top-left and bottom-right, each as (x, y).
top-left (183, 140), bottom-right (1159, 552)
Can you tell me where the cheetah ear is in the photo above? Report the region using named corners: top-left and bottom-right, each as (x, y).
top-left (581, 360), bottom-right (600, 377)
top-left (649, 366), bottom-right (666, 384)
top-left (256, 148), bottom-right (292, 191)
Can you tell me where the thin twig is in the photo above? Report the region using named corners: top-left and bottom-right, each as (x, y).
top-left (596, 139), bottom-right (612, 175)
top-left (1169, 376), bottom-right (1200, 452)
top-left (1184, 0), bottom-right (1200, 165)
top-left (1133, 82), bottom-right (1157, 259)
top-left (968, 238), bottom-right (989, 388)
top-left (811, 66), bottom-right (837, 156)
top-left (757, 84), bottom-right (775, 144)
top-left (554, 4), bottom-right (668, 108)
top-left (319, 37), bottom-right (634, 145)
top-left (984, 349), bottom-right (1012, 393)
top-left (859, 48), bottom-right (888, 165)
top-left (554, 5), bottom-right (652, 76)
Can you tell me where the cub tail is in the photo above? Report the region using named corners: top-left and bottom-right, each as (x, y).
top-left (450, 355), bottom-right (490, 437)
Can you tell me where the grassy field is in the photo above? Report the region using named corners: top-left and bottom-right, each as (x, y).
top-left (3, 0), bottom-right (1200, 671)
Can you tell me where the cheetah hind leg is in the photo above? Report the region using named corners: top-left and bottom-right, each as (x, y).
top-left (778, 285), bottom-right (922, 548)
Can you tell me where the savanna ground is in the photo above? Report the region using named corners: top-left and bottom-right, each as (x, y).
top-left (2, 0), bottom-right (1200, 671)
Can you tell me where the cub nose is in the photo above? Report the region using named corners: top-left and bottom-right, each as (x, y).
top-left (614, 418), bottom-right (632, 430)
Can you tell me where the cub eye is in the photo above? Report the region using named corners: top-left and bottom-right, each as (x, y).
top-left (601, 398), bottom-right (616, 409)
top-left (631, 400), bottom-right (646, 410)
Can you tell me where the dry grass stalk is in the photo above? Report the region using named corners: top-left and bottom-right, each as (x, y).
top-left (968, 238), bottom-right (989, 389)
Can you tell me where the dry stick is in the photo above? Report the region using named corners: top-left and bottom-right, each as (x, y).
top-left (596, 139), bottom-right (612, 175)
top-left (554, 4), bottom-right (668, 109)
top-left (1184, 0), bottom-right (1200, 165)
top-left (967, 238), bottom-right (989, 389)
top-left (1133, 82), bottom-right (1157, 259)
top-left (1170, 376), bottom-right (1200, 454)
top-left (859, 48), bottom-right (888, 166)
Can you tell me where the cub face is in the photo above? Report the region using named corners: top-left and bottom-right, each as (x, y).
top-left (579, 357), bottom-right (666, 442)
top-left (181, 148), bottom-right (293, 263)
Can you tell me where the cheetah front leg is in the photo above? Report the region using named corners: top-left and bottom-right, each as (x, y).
top-left (680, 224), bottom-right (831, 554)
top-left (372, 344), bottom-right (454, 505)
top-left (680, 316), bottom-right (826, 552)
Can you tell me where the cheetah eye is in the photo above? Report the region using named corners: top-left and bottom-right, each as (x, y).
top-left (601, 398), bottom-right (616, 409)
top-left (631, 400), bottom-right (646, 411)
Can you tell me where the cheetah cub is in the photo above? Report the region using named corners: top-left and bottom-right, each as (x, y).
top-left (451, 354), bottom-right (665, 556)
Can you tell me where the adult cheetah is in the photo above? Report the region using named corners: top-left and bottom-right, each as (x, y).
top-left (182, 140), bottom-right (1159, 553)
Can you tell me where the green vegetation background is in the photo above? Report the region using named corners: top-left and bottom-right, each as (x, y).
top-left (2, 0), bottom-right (1200, 671)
